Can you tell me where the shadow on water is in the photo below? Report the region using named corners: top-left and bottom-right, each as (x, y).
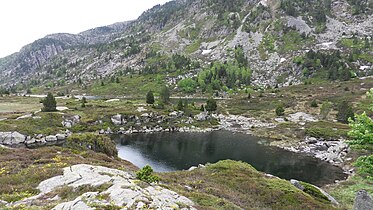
top-left (114, 131), bottom-right (347, 186)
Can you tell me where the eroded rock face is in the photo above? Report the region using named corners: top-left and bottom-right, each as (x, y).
top-left (26, 164), bottom-right (195, 210)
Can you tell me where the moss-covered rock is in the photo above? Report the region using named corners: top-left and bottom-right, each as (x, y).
top-left (161, 160), bottom-right (337, 209)
top-left (65, 133), bottom-right (117, 157)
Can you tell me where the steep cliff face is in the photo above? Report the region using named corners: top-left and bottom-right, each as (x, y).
top-left (0, 0), bottom-right (372, 90)
top-left (0, 21), bottom-right (131, 85)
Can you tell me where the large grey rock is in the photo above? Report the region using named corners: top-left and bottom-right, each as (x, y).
top-left (33, 164), bottom-right (195, 209)
top-left (0, 132), bottom-right (12, 144)
top-left (353, 190), bottom-right (373, 210)
top-left (0, 132), bottom-right (26, 145)
top-left (287, 16), bottom-right (313, 35)
top-left (288, 112), bottom-right (318, 123)
top-left (12, 132), bottom-right (26, 144)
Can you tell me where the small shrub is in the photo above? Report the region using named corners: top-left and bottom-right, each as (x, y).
top-left (354, 155), bottom-right (373, 180)
top-left (136, 165), bottom-right (160, 183)
top-left (206, 98), bottom-right (217, 112)
top-left (336, 101), bottom-right (354, 124)
top-left (177, 99), bottom-right (184, 111)
top-left (310, 99), bottom-right (318, 107)
top-left (276, 105), bottom-right (285, 116)
top-left (146, 91), bottom-right (155, 105)
top-left (319, 101), bottom-right (333, 120)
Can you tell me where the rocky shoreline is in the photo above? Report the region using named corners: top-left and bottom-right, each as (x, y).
top-left (1, 111), bottom-right (351, 172)
top-left (0, 131), bottom-right (68, 148)
top-left (214, 113), bottom-right (351, 169)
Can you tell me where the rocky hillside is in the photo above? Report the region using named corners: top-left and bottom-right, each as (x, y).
top-left (0, 0), bottom-right (372, 93)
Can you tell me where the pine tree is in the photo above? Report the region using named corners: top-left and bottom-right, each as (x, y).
top-left (177, 99), bottom-right (183, 111)
top-left (159, 86), bottom-right (170, 104)
top-left (206, 98), bottom-right (217, 112)
top-left (42, 93), bottom-right (57, 112)
top-left (337, 101), bottom-right (354, 124)
top-left (200, 104), bottom-right (205, 111)
top-left (310, 99), bottom-right (318, 107)
top-left (146, 91), bottom-right (155, 104)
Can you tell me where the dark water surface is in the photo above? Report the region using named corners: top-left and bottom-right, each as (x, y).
top-left (114, 131), bottom-right (347, 185)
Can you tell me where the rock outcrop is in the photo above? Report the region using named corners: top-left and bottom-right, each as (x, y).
top-left (353, 190), bottom-right (373, 210)
top-left (14, 164), bottom-right (195, 210)
top-left (62, 115), bottom-right (81, 128)
top-left (0, 132), bottom-right (68, 148)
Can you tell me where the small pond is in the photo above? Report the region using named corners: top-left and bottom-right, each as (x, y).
top-left (114, 131), bottom-right (347, 186)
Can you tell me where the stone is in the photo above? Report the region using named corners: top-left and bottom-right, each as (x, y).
top-left (12, 132), bottom-right (26, 144)
top-left (353, 190), bottom-right (373, 210)
top-left (106, 127), bottom-right (113, 134)
top-left (0, 132), bottom-right (26, 145)
top-left (195, 112), bottom-right (209, 121)
top-left (28, 164), bottom-right (195, 210)
top-left (290, 179), bottom-right (305, 191)
top-left (275, 118), bottom-right (285, 123)
top-left (62, 121), bottom-right (72, 128)
top-left (46, 135), bottom-right (58, 142)
top-left (62, 115), bottom-right (81, 128)
top-left (0, 199), bottom-right (8, 205)
top-left (53, 195), bottom-right (94, 210)
top-left (25, 137), bottom-right (36, 145)
top-left (288, 112), bottom-right (318, 123)
top-left (111, 114), bottom-right (122, 125)
top-left (56, 134), bottom-right (66, 141)
top-left (169, 111), bottom-right (178, 117)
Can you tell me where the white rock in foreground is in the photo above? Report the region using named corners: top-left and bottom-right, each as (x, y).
top-left (32, 164), bottom-right (195, 210)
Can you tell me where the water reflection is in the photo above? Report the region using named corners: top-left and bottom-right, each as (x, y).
top-left (115, 131), bottom-right (347, 185)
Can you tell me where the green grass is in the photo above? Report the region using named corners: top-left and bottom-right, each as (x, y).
top-left (278, 30), bottom-right (312, 53)
top-left (0, 112), bottom-right (65, 135)
top-left (326, 175), bottom-right (373, 209)
top-left (340, 38), bottom-right (366, 49)
top-left (0, 146), bottom-right (136, 204)
top-left (161, 160), bottom-right (336, 209)
top-left (0, 96), bottom-right (41, 114)
top-left (305, 121), bottom-right (350, 140)
top-left (185, 40), bottom-right (202, 54)
top-left (88, 74), bottom-right (166, 97)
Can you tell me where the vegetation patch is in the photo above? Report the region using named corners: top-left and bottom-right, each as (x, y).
top-left (136, 165), bottom-right (160, 183)
top-left (305, 121), bottom-right (349, 140)
top-left (65, 133), bottom-right (118, 157)
top-left (161, 160), bottom-right (336, 209)
top-left (0, 147), bottom-right (136, 204)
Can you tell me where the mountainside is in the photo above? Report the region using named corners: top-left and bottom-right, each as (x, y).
top-left (0, 0), bottom-right (372, 94)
